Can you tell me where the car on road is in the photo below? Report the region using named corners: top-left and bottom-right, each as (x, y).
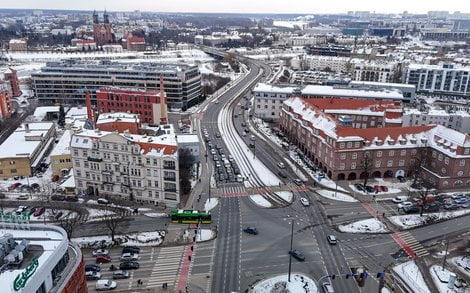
top-left (277, 162), bottom-right (285, 169)
top-left (85, 264), bottom-right (101, 272)
top-left (96, 255), bottom-right (112, 263)
top-left (210, 149), bottom-right (216, 155)
top-left (112, 270), bottom-right (129, 279)
top-left (392, 196), bottom-right (408, 203)
top-left (122, 246), bottom-right (140, 254)
top-left (300, 197), bottom-right (310, 207)
top-left (119, 261), bottom-right (139, 270)
top-left (397, 202), bottom-right (413, 209)
top-left (450, 193), bottom-right (464, 199)
top-left (15, 206), bottom-right (29, 214)
top-left (364, 185), bottom-right (375, 193)
top-left (120, 253), bottom-right (139, 261)
top-left (293, 179), bottom-right (303, 186)
top-left (86, 271), bottom-right (101, 281)
top-left (17, 195), bottom-right (29, 200)
top-left (289, 249), bottom-right (305, 261)
top-left (278, 171), bottom-right (287, 178)
top-left (241, 122), bottom-right (246, 127)
top-left (92, 249), bottom-right (109, 256)
top-left (33, 207), bottom-right (45, 217)
top-left (322, 282), bottom-right (335, 293)
top-left (250, 135), bottom-right (256, 141)
top-left (243, 227), bottom-right (258, 235)
top-left (216, 132), bottom-right (221, 138)
top-left (327, 235), bottom-right (337, 245)
top-left (95, 280), bottom-right (117, 291)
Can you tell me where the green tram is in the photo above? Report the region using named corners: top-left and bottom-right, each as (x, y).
top-left (170, 209), bottom-right (211, 224)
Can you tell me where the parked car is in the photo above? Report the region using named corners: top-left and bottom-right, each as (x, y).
top-left (327, 235), bottom-right (337, 245)
top-left (397, 202), bottom-right (413, 209)
top-left (85, 264), bottom-right (101, 272)
top-left (119, 262), bottom-right (139, 270)
top-left (33, 207), bottom-right (46, 217)
top-left (250, 135), bottom-right (256, 141)
top-left (8, 183), bottom-right (22, 191)
top-left (423, 203), bottom-right (440, 212)
top-left (96, 255), bottom-right (112, 263)
top-left (51, 175), bottom-right (60, 182)
top-left (289, 249), bottom-right (305, 261)
top-left (15, 206), bottom-right (29, 215)
top-left (444, 204), bottom-right (460, 210)
top-left (65, 196), bottom-right (79, 202)
top-left (278, 171), bottom-right (287, 178)
top-left (17, 195), bottom-right (29, 200)
top-left (243, 227), bottom-right (258, 235)
top-left (50, 194), bottom-right (65, 201)
top-left (122, 246), bottom-right (140, 254)
top-left (451, 193), bottom-right (465, 200)
top-left (402, 205), bottom-right (420, 214)
top-left (381, 186), bottom-right (388, 192)
top-left (86, 271), bottom-right (101, 281)
top-left (54, 211), bottom-right (64, 220)
top-left (354, 184), bottom-right (365, 192)
top-left (120, 253), bottom-right (139, 261)
top-left (293, 179), bottom-right (303, 186)
top-left (364, 185), bottom-right (375, 193)
top-left (112, 270), bottom-right (129, 279)
top-left (97, 198), bottom-right (109, 204)
top-left (392, 196), bottom-right (408, 203)
top-left (300, 198), bottom-right (310, 207)
top-left (322, 282), bottom-right (335, 293)
top-left (93, 249), bottom-right (109, 257)
top-left (277, 162), bottom-right (285, 169)
top-left (397, 176), bottom-right (406, 183)
top-left (95, 280), bottom-right (117, 291)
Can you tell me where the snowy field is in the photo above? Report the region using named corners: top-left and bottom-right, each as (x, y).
top-left (316, 189), bottom-right (358, 203)
top-left (338, 218), bottom-right (389, 233)
top-left (250, 273), bottom-right (317, 293)
top-left (393, 261), bottom-right (431, 293)
top-left (72, 230), bottom-right (165, 248)
top-left (204, 198), bottom-right (219, 212)
top-left (250, 194), bottom-right (273, 208)
top-left (389, 209), bottom-right (470, 229)
top-left (452, 256), bottom-right (470, 278)
top-left (430, 265), bottom-right (462, 293)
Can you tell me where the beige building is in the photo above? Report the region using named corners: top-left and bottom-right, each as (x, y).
top-left (50, 130), bottom-right (73, 177)
top-left (0, 123), bottom-right (56, 178)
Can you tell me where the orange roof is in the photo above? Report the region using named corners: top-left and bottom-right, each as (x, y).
top-left (302, 98), bottom-right (401, 112)
top-left (337, 125), bottom-right (435, 141)
top-left (385, 111), bottom-right (403, 119)
top-left (127, 37), bottom-right (145, 43)
top-left (137, 141), bottom-right (177, 155)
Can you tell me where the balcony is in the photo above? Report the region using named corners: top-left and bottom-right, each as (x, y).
top-left (163, 165), bottom-right (175, 170)
top-left (164, 188), bottom-right (177, 192)
top-left (163, 177), bottom-right (176, 182)
top-left (102, 170), bottom-right (113, 175)
top-left (87, 157), bottom-right (102, 162)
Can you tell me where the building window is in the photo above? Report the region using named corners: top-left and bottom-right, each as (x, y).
top-left (376, 151), bottom-right (382, 158)
top-left (389, 150), bottom-right (394, 157)
top-left (457, 171), bottom-right (464, 177)
top-left (438, 154), bottom-right (443, 161)
top-left (460, 160), bottom-right (465, 167)
top-left (351, 153), bottom-right (357, 159)
top-left (339, 143), bottom-right (345, 148)
top-left (441, 168), bottom-right (447, 174)
top-left (339, 163), bottom-right (345, 170)
top-left (375, 161), bottom-right (381, 167)
top-left (444, 157), bottom-right (449, 165)
top-left (340, 153), bottom-right (346, 160)
top-left (387, 160), bottom-right (393, 167)
top-left (10, 169), bottom-right (17, 174)
top-left (351, 162), bottom-right (356, 169)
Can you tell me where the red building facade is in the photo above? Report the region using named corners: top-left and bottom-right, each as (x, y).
top-left (61, 256), bottom-right (88, 293)
top-left (0, 86), bottom-right (13, 120)
top-left (92, 11), bottom-right (114, 46)
top-left (96, 88), bottom-right (168, 125)
top-left (4, 68), bottom-right (22, 97)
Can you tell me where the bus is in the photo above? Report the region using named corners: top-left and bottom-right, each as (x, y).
top-left (170, 210), bottom-right (211, 224)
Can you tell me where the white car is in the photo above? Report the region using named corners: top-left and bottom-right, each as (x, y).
top-left (397, 201), bottom-right (413, 209)
top-left (392, 196), bottom-right (408, 203)
top-left (92, 249), bottom-right (109, 257)
top-left (120, 253), bottom-right (139, 261)
top-left (300, 198), bottom-right (310, 207)
top-left (277, 162), bottom-right (285, 169)
top-left (210, 149), bottom-right (216, 155)
top-left (95, 280), bottom-right (117, 291)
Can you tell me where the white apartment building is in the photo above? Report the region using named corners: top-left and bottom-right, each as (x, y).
top-left (352, 60), bottom-right (397, 83)
top-left (405, 63), bottom-right (470, 97)
top-left (303, 55), bottom-right (350, 73)
top-left (403, 108), bottom-right (470, 134)
top-left (71, 129), bottom-right (180, 206)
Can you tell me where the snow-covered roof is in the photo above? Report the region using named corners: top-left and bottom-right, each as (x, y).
top-left (33, 106), bottom-right (59, 120)
top-left (50, 130), bottom-right (72, 157)
top-left (176, 134), bottom-right (199, 144)
top-left (66, 107), bottom-right (87, 118)
top-left (61, 174), bottom-right (75, 188)
top-left (0, 123), bottom-right (54, 159)
top-left (96, 112), bottom-right (140, 125)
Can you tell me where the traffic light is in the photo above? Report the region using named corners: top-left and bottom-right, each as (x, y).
top-left (345, 273), bottom-right (356, 279)
top-left (359, 272), bottom-right (369, 279)
top-left (376, 272), bottom-right (385, 278)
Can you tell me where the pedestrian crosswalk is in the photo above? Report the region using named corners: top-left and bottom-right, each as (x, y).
top-left (216, 183), bottom-right (309, 198)
top-left (393, 231), bottom-right (429, 258)
top-left (145, 246), bottom-right (185, 288)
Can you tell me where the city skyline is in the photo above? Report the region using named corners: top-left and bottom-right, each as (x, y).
top-left (1, 0), bottom-right (469, 14)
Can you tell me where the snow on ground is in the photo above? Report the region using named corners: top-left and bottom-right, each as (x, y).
top-left (204, 198), bottom-right (219, 212)
top-left (275, 191), bottom-right (293, 203)
top-left (389, 209), bottom-right (470, 229)
top-left (144, 213), bottom-right (168, 218)
top-left (381, 288), bottom-right (391, 293)
top-left (452, 256), bottom-right (470, 278)
top-left (87, 208), bottom-right (115, 218)
top-left (250, 273), bottom-right (317, 293)
top-left (196, 229), bottom-right (215, 242)
top-left (430, 265), bottom-right (461, 293)
top-left (250, 194), bottom-right (273, 208)
top-left (284, 158), bottom-right (308, 182)
top-left (338, 218), bottom-right (389, 233)
top-left (393, 261), bottom-right (431, 293)
top-left (316, 189), bottom-right (358, 203)
top-left (349, 184), bottom-right (401, 196)
top-left (72, 230), bottom-right (165, 248)
top-left (373, 178), bottom-right (405, 194)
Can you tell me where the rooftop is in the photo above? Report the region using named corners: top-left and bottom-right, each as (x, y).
top-left (50, 130), bottom-right (72, 157)
top-left (96, 112), bottom-right (140, 125)
top-left (0, 123), bottom-right (54, 159)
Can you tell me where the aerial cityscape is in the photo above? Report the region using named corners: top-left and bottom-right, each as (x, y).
top-left (0, 1), bottom-right (469, 292)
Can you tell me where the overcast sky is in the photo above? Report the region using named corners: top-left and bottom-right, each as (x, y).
top-left (1, 0), bottom-right (469, 14)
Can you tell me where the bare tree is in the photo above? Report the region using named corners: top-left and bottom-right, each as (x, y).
top-left (417, 178), bottom-right (436, 216)
top-left (103, 207), bottom-right (128, 242)
top-left (361, 153), bottom-right (373, 187)
top-left (408, 147), bottom-right (431, 187)
top-left (59, 206), bottom-right (82, 240)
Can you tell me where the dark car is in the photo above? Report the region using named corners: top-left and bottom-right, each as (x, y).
top-left (31, 183), bottom-right (40, 191)
top-left (289, 250), bottom-right (305, 261)
top-left (85, 264), bottom-right (101, 272)
top-left (278, 171), bottom-right (288, 178)
top-left (444, 204), bottom-right (460, 210)
top-left (424, 203), bottom-right (440, 212)
top-left (96, 255), bottom-right (112, 263)
top-left (364, 185), bottom-right (375, 193)
top-left (119, 262), bottom-right (139, 270)
top-left (51, 194), bottom-right (65, 201)
top-left (33, 207), bottom-right (46, 217)
top-left (397, 176), bottom-right (406, 183)
top-left (122, 246), bottom-right (140, 254)
top-left (354, 184), bottom-right (365, 192)
top-left (243, 227), bottom-right (258, 235)
top-left (402, 205), bottom-right (420, 214)
top-left (54, 211), bottom-right (64, 220)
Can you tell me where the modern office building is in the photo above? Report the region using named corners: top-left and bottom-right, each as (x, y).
top-left (0, 224), bottom-right (87, 293)
top-left (405, 63), bottom-right (470, 97)
top-left (31, 60), bottom-right (201, 110)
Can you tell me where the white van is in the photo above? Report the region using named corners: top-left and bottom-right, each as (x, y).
top-left (96, 280), bottom-right (117, 291)
top-left (236, 174), bottom-right (243, 183)
top-left (224, 160), bottom-right (231, 168)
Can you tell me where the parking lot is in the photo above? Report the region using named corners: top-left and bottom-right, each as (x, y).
top-left (84, 245), bottom-right (185, 292)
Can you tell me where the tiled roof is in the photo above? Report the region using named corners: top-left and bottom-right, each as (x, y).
top-left (337, 125), bottom-right (436, 141)
top-left (302, 97), bottom-right (400, 112)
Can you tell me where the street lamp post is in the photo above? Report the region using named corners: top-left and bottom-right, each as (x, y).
top-left (288, 219), bottom-right (295, 282)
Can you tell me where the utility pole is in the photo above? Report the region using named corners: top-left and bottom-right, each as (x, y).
top-left (442, 235), bottom-right (449, 270)
top-left (288, 219), bottom-right (294, 282)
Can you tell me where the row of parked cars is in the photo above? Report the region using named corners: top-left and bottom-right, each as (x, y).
top-left (354, 183), bottom-right (389, 194)
top-left (392, 192), bottom-right (470, 214)
top-left (7, 182), bottom-right (41, 192)
top-left (86, 246), bottom-right (142, 291)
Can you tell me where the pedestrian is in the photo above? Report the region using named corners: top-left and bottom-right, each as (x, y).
top-left (382, 212), bottom-right (385, 218)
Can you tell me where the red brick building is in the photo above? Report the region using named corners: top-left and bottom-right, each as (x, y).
top-left (126, 37), bottom-right (146, 51)
top-left (60, 256), bottom-right (88, 293)
top-left (4, 67), bottom-right (22, 97)
top-left (92, 11), bottom-right (114, 46)
top-left (0, 84), bottom-right (13, 120)
top-left (96, 112), bottom-right (141, 134)
top-left (281, 97), bottom-right (470, 189)
top-left (96, 87), bottom-right (168, 125)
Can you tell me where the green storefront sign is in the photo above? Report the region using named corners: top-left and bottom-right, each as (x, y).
top-left (13, 257), bottom-right (39, 291)
top-left (0, 211), bottom-right (30, 223)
